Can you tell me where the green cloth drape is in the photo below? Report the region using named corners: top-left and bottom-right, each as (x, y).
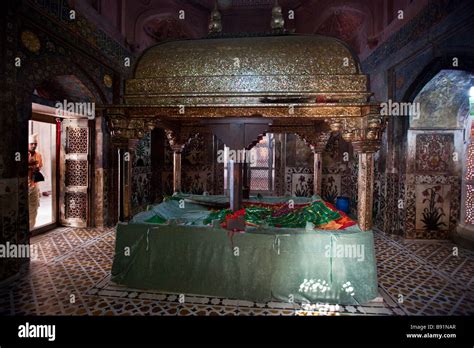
top-left (111, 223), bottom-right (378, 305)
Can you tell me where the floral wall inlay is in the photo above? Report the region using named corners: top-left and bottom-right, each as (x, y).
top-left (416, 134), bottom-right (454, 173)
top-left (416, 184), bottom-right (450, 231)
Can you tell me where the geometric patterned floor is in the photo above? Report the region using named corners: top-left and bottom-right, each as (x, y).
top-left (375, 230), bottom-right (474, 315)
top-left (87, 274), bottom-right (404, 316)
top-left (0, 227), bottom-right (473, 316)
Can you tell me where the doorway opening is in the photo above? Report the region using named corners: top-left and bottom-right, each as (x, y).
top-left (28, 101), bottom-right (93, 234)
top-left (28, 116), bottom-right (58, 235)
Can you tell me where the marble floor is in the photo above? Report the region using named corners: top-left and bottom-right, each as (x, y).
top-left (0, 226), bottom-right (473, 316)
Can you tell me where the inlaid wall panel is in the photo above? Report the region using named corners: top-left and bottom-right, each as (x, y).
top-left (65, 192), bottom-right (87, 220)
top-left (65, 160), bottom-right (88, 186)
top-left (66, 127), bottom-right (88, 154)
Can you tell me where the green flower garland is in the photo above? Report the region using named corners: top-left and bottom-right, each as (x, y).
top-left (203, 201), bottom-right (341, 228)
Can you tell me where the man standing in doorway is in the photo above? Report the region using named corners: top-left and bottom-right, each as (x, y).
top-left (28, 133), bottom-right (43, 229)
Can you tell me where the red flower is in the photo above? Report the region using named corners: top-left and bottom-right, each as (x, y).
top-left (225, 209), bottom-right (246, 222)
top-left (234, 209), bottom-right (246, 217)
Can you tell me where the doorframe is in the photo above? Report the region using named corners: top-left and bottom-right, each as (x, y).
top-left (30, 106), bottom-right (96, 233)
top-left (88, 118), bottom-right (96, 227)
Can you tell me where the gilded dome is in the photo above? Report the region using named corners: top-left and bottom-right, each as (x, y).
top-left (135, 34), bottom-right (360, 77)
top-left (125, 34), bottom-right (368, 105)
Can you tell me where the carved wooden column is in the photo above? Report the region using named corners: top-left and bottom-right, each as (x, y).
top-left (111, 138), bottom-right (128, 222)
top-left (310, 142), bottom-right (326, 196)
top-left (106, 108), bottom-right (134, 222)
top-left (173, 151), bottom-right (182, 193)
top-left (352, 142), bottom-right (377, 231)
top-left (242, 160), bottom-right (250, 199)
top-left (229, 160), bottom-right (243, 211)
top-left (352, 140), bottom-right (380, 231)
top-left (326, 108), bottom-right (386, 231)
top-left (108, 142), bottom-right (119, 224)
top-left (164, 127), bottom-right (200, 194)
top-left (313, 152), bottom-right (322, 196)
top-left (105, 108), bottom-right (158, 221)
top-left (123, 139), bottom-right (139, 220)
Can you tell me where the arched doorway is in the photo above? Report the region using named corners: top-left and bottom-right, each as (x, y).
top-left (14, 57), bottom-right (108, 238)
top-left (404, 69), bottom-right (473, 239)
top-left (28, 74), bottom-right (98, 234)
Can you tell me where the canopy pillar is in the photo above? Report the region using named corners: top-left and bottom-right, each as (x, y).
top-left (229, 161), bottom-right (243, 211)
top-left (293, 131), bottom-right (329, 197)
top-left (109, 133), bottom-right (128, 222)
top-left (309, 139), bottom-right (328, 197)
top-left (352, 141), bottom-right (380, 231)
top-left (110, 136), bottom-right (137, 222)
top-left (164, 128), bottom-right (201, 194)
top-left (242, 160), bottom-right (250, 199)
top-left (173, 151), bottom-right (182, 193)
top-left (166, 135), bottom-right (185, 194)
top-left (123, 139), bottom-right (139, 220)
top-left (325, 108), bottom-right (385, 231)
top-left (312, 151), bottom-right (323, 196)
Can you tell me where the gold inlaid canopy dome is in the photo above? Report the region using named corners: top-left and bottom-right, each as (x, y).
top-left (135, 35), bottom-right (360, 78)
top-left (124, 34), bottom-right (369, 106)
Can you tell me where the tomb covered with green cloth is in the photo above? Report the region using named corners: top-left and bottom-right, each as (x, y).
top-left (110, 195), bottom-right (378, 305)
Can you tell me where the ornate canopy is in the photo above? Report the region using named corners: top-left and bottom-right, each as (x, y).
top-left (126, 35), bottom-right (368, 106)
top-left (103, 33), bottom-right (386, 230)
top-left (104, 33), bottom-right (384, 150)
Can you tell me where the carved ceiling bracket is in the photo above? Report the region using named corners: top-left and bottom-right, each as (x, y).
top-left (268, 124), bottom-right (331, 152)
top-left (164, 125), bottom-right (207, 153)
top-left (324, 110), bottom-right (387, 150)
top-left (165, 129), bottom-right (185, 153)
top-left (298, 132), bottom-right (331, 153)
top-left (324, 116), bottom-right (361, 141)
top-left (352, 114), bottom-right (387, 153)
top-left (246, 133), bottom-right (266, 151)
